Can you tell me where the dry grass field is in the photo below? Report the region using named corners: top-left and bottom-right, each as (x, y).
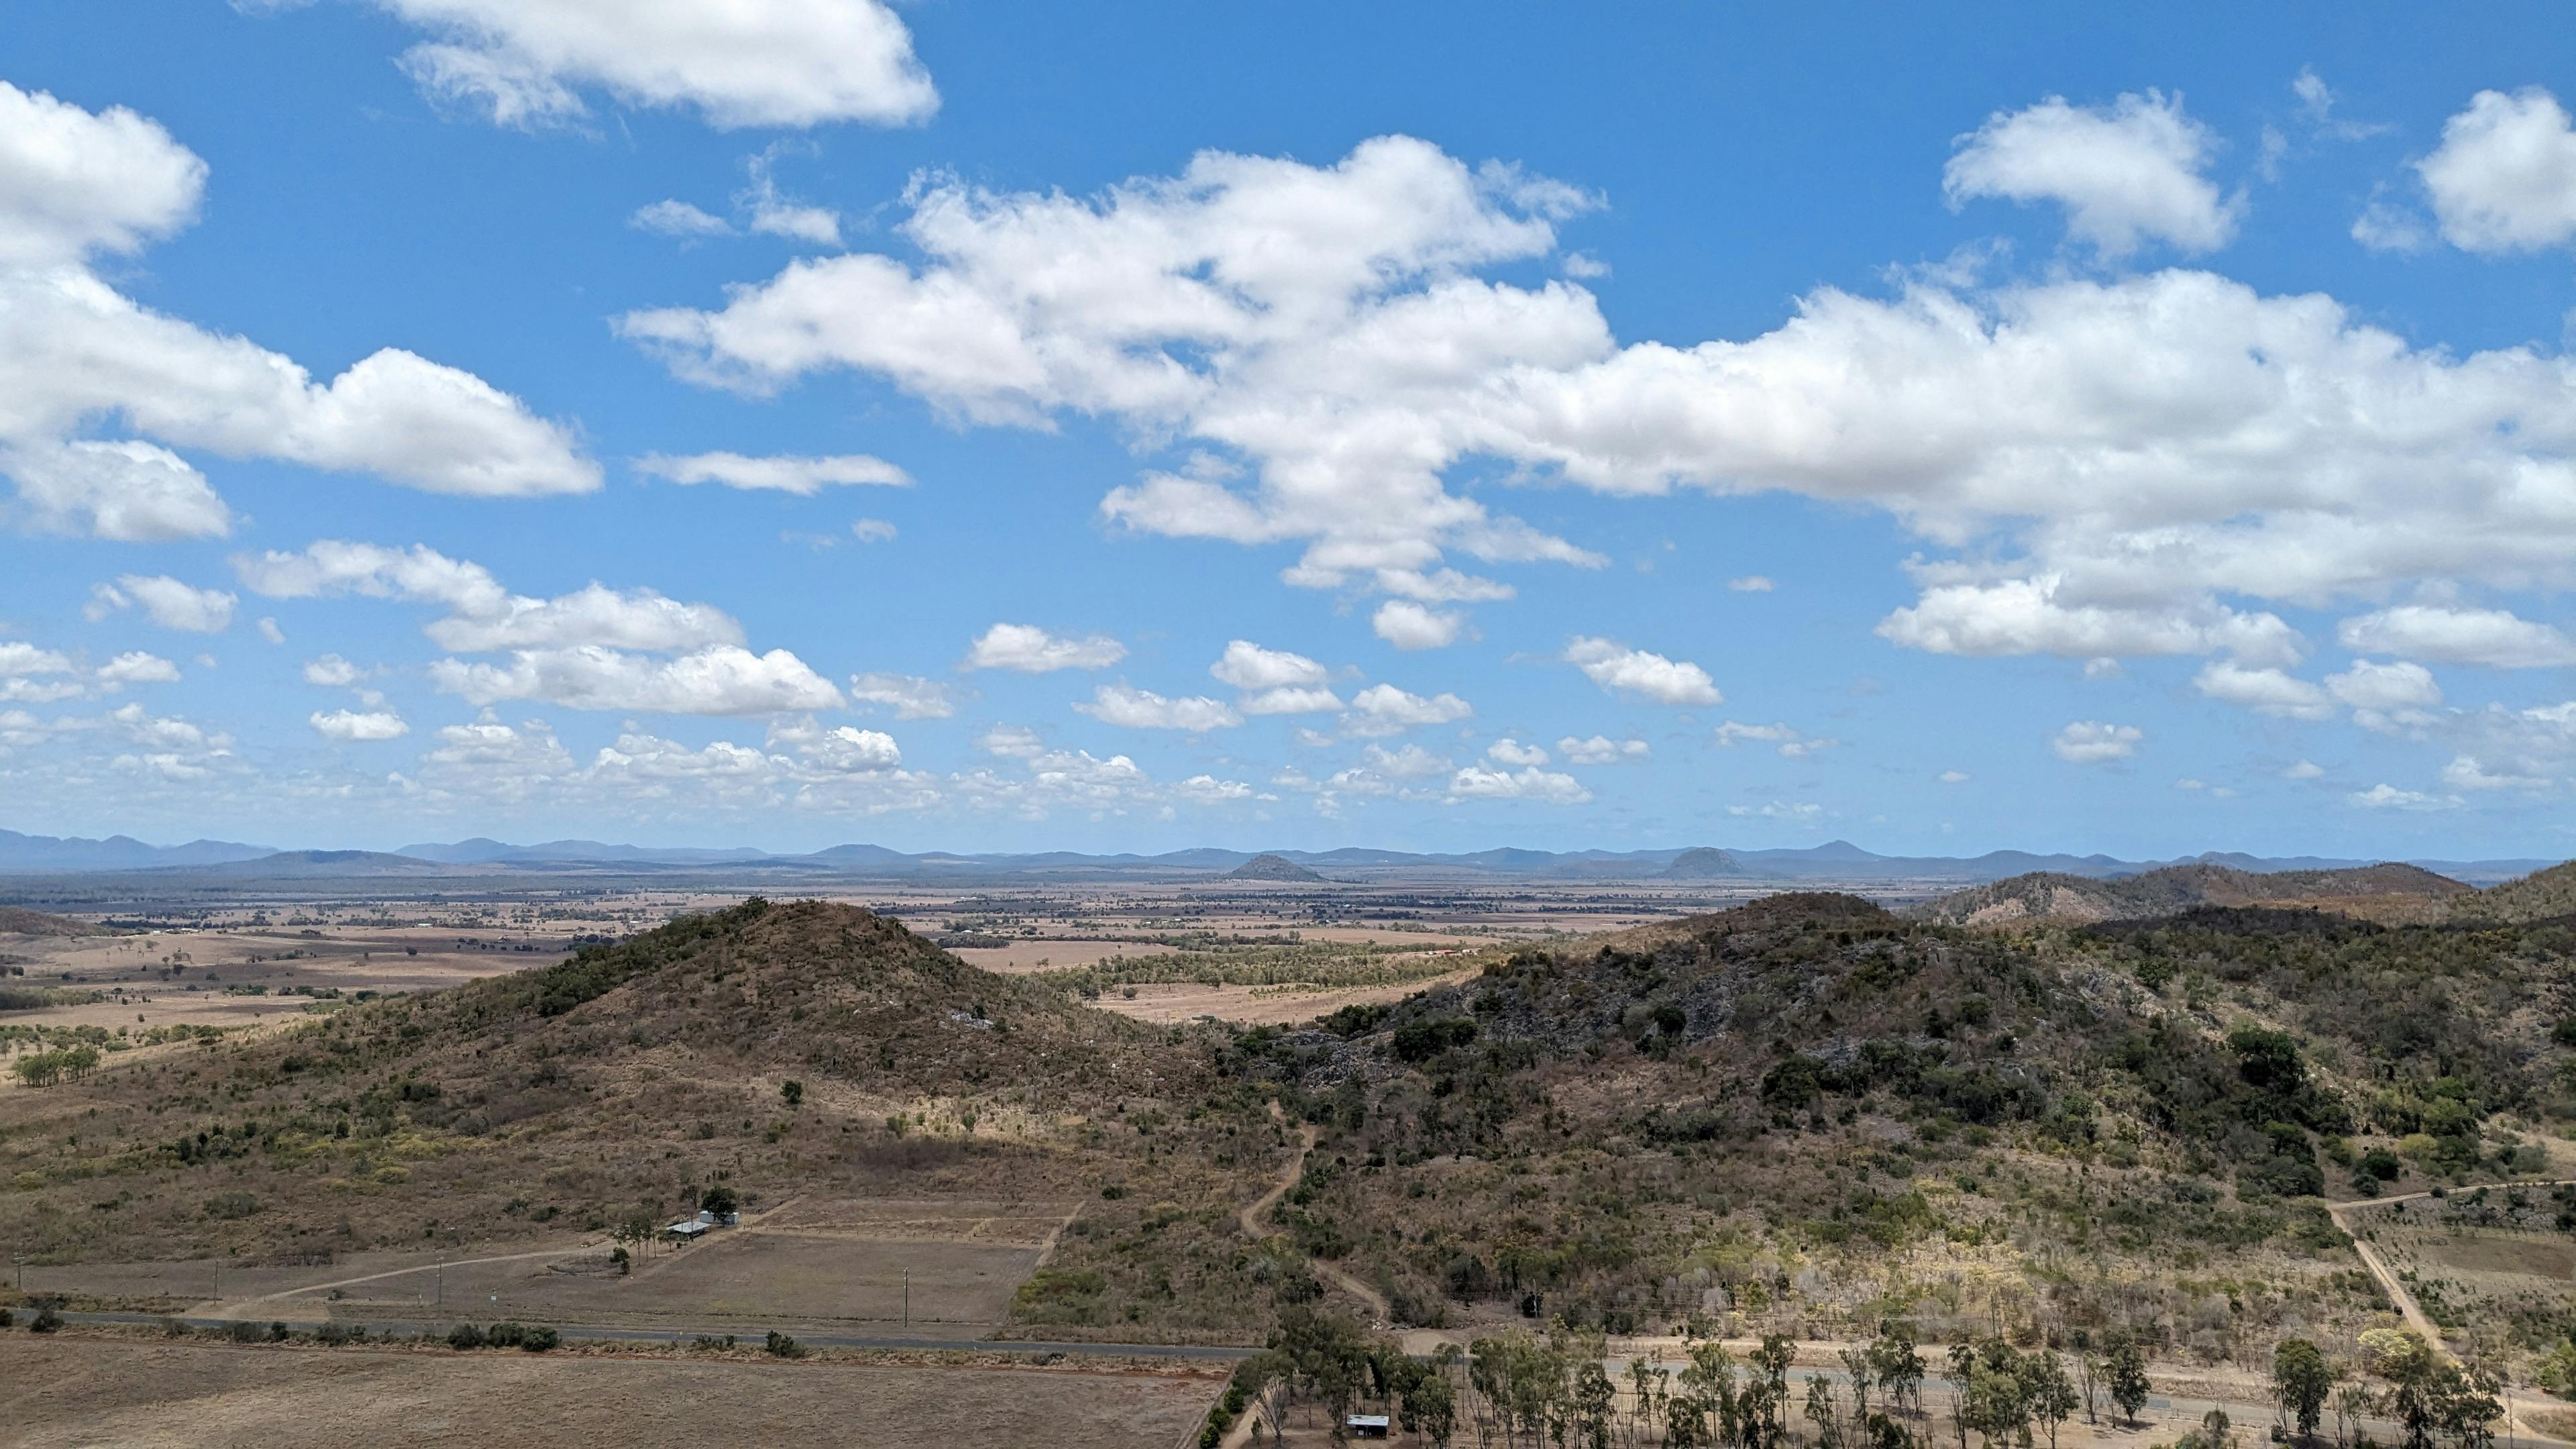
top-left (0, 1335), bottom-right (1223, 1448)
top-left (1085, 970), bottom-right (1481, 1026)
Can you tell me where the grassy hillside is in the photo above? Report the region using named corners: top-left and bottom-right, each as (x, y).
top-left (0, 899), bottom-right (1273, 1334)
top-left (2458, 860), bottom-right (2576, 924)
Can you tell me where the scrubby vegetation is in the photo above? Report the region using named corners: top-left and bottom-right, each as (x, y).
top-left (13, 879), bottom-right (2576, 1402)
top-left (1198, 894), bottom-right (2576, 1381)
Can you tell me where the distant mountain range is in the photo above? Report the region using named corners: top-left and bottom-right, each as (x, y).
top-left (0, 826), bottom-right (2557, 885)
top-left (0, 828), bottom-right (276, 872)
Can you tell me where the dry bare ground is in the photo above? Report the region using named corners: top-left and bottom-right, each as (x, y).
top-left (1086, 969), bottom-right (1480, 1026)
top-left (0, 1334), bottom-right (1222, 1448)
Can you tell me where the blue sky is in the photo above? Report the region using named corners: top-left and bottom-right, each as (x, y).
top-left (5, 1), bottom-right (2576, 858)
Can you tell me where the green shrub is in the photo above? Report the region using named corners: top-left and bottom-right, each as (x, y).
top-left (523, 1325), bottom-right (560, 1352)
top-left (446, 1322), bottom-right (485, 1350)
top-left (1391, 1017), bottom-right (1478, 1063)
top-left (763, 1330), bottom-right (803, 1358)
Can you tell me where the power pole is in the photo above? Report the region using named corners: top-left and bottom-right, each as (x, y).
top-left (903, 1269), bottom-right (910, 1329)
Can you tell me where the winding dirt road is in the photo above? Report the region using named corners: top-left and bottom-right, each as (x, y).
top-left (1240, 1118), bottom-right (1389, 1326)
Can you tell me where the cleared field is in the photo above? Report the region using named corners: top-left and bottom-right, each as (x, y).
top-left (949, 939), bottom-right (1181, 972)
top-left (30, 1211), bottom-right (1063, 1336)
top-left (0, 1336), bottom-right (1221, 1449)
top-left (516, 1232), bottom-right (1038, 1328)
top-left (1091, 971), bottom-right (1479, 1026)
top-left (2413, 1232), bottom-right (2576, 1278)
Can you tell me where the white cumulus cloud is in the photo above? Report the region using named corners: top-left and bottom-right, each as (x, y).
top-left (338, 0), bottom-right (936, 130)
top-left (1073, 684), bottom-right (1242, 732)
top-left (1210, 639), bottom-right (1329, 690)
top-left (847, 672), bottom-right (955, 719)
top-left (2325, 659), bottom-right (2442, 711)
top-left (1945, 91), bottom-right (2239, 258)
top-left (1373, 599), bottom-right (1464, 650)
top-left (95, 651), bottom-right (179, 687)
top-left (1447, 763), bottom-right (1591, 805)
top-left (1566, 637), bottom-right (1721, 706)
top-left (631, 199), bottom-right (731, 238)
top-left (2442, 755), bottom-right (2551, 792)
top-left (1712, 720), bottom-right (1836, 757)
top-left (0, 83), bottom-right (594, 540)
top-left (2052, 720), bottom-right (2142, 764)
top-left (303, 654), bottom-right (366, 688)
top-left (1346, 683), bottom-right (1472, 735)
top-left (1240, 686), bottom-right (1343, 715)
top-left (614, 129), bottom-right (2576, 689)
top-left (431, 645), bottom-right (841, 716)
top-left (1558, 735), bottom-right (1648, 765)
top-left (2337, 605), bottom-right (2576, 669)
top-left (310, 708), bottom-right (410, 742)
top-left (963, 623), bottom-right (1125, 673)
top-left (1362, 743), bottom-right (1452, 778)
top-left (2193, 661), bottom-right (2333, 720)
top-left (2349, 782), bottom-right (2460, 811)
top-left (87, 574), bottom-right (235, 633)
top-left (637, 450), bottom-right (911, 494)
top-left (2416, 88), bottom-right (2576, 253)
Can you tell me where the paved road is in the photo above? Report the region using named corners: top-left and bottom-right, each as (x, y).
top-left (50, 1309), bottom-right (1256, 1360)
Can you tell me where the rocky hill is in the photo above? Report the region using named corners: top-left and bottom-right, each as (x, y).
top-left (1662, 847), bottom-right (1747, 878)
top-left (1230, 890), bottom-right (2575, 1347)
top-left (1227, 853), bottom-right (1326, 881)
top-left (1908, 861), bottom-right (2470, 927)
top-left (0, 900), bottom-right (1233, 1273)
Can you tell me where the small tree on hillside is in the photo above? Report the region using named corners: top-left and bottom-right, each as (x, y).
top-left (2273, 1338), bottom-right (2337, 1440)
top-left (2021, 1351), bottom-right (2078, 1449)
top-left (2106, 1341), bottom-right (2151, 1428)
top-left (1870, 1322), bottom-right (1927, 1418)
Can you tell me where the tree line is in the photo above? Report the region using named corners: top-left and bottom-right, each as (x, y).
top-left (9, 1044), bottom-right (100, 1086)
top-left (1207, 1315), bottom-right (2503, 1449)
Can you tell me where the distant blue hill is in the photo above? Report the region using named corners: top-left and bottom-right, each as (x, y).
top-left (0, 828), bottom-right (2555, 888)
top-left (0, 827), bottom-right (275, 872)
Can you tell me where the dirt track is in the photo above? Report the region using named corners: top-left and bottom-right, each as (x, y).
top-left (2323, 1179), bottom-right (2576, 1350)
top-left (1238, 1118), bottom-right (1390, 1326)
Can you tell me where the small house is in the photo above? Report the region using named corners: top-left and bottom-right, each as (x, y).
top-left (1345, 1414), bottom-right (1391, 1439)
